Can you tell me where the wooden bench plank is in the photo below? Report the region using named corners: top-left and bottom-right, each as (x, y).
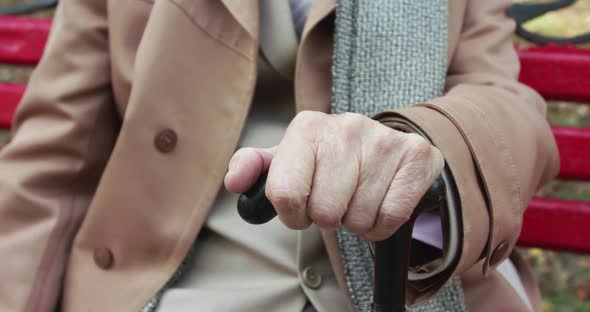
top-left (554, 126), bottom-right (590, 181)
top-left (518, 197), bottom-right (590, 254)
top-left (518, 45), bottom-right (590, 103)
top-left (0, 16), bottom-right (50, 65)
top-left (0, 83), bottom-right (23, 128)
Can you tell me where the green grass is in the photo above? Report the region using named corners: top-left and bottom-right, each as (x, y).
top-left (545, 294), bottom-right (590, 312)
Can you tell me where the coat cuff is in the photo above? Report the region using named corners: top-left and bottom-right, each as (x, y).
top-left (373, 105), bottom-right (490, 305)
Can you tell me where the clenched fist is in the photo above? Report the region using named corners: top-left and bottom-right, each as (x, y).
top-left (224, 111), bottom-right (444, 241)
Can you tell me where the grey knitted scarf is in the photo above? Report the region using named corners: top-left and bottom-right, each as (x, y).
top-left (333, 0), bottom-right (467, 311)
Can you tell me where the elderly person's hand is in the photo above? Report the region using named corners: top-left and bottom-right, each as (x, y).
top-left (224, 111), bottom-right (444, 241)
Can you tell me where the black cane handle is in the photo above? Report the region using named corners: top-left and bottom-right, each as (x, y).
top-left (237, 172), bottom-right (445, 226)
top-left (236, 172), bottom-right (277, 224)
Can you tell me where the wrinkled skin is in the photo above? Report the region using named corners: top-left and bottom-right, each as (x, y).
top-left (225, 111), bottom-right (444, 241)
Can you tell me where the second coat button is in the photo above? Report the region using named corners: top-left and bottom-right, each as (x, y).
top-left (302, 266), bottom-right (323, 289)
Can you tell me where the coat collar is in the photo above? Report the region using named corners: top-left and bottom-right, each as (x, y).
top-left (302, 0), bottom-right (336, 41)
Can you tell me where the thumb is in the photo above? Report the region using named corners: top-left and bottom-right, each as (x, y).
top-left (224, 146), bottom-right (277, 194)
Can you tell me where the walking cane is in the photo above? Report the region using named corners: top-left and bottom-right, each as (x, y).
top-left (238, 172), bottom-right (445, 312)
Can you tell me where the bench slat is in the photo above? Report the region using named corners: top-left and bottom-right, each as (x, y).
top-left (518, 197), bottom-right (590, 254)
top-left (554, 126), bottom-right (590, 181)
top-left (0, 83), bottom-right (23, 128)
top-left (0, 16), bottom-right (50, 65)
top-left (518, 45), bottom-right (590, 103)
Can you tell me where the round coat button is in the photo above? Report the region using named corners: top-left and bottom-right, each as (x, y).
top-left (93, 247), bottom-right (114, 270)
top-left (490, 241), bottom-right (509, 267)
top-left (302, 266), bottom-right (322, 289)
top-left (154, 129), bottom-right (178, 153)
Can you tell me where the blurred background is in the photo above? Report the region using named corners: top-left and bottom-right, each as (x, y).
top-left (0, 0), bottom-right (588, 311)
top-left (513, 1), bottom-right (590, 311)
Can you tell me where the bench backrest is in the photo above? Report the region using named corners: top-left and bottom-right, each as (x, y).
top-left (516, 45), bottom-right (590, 254)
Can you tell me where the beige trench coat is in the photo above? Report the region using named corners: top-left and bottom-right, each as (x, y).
top-left (0, 0), bottom-right (559, 311)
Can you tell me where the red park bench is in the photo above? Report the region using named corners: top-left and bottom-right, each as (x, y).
top-left (0, 15), bottom-right (589, 255)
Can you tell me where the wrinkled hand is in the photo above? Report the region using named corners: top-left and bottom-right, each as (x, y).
top-left (224, 111), bottom-right (444, 241)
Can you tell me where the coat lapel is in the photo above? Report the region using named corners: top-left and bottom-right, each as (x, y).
top-left (302, 0), bottom-right (335, 40)
top-left (294, 0), bottom-right (336, 114)
top-left (259, 0), bottom-right (299, 80)
top-left (220, 0), bottom-right (260, 41)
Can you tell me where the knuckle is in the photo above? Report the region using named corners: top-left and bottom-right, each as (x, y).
top-left (279, 215), bottom-right (310, 230)
top-left (379, 208), bottom-right (410, 228)
top-left (293, 110), bottom-right (324, 128)
top-left (340, 112), bottom-right (365, 125)
top-left (344, 213), bottom-right (373, 233)
top-left (372, 132), bottom-right (397, 156)
top-left (404, 133), bottom-right (432, 162)
top-left (311, 211), bottom-right (341, 228)
top-left (266, 186), bottom-right (306, 215)
top-left (308, 204), bottom-right (342, 228)
top-left (338, 113), bottom-right (366, 135)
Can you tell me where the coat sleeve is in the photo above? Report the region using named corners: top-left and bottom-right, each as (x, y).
top-left (374, 0), bottom-right (560, 305)
top-left (0, 1), bottom-right (116, 311)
